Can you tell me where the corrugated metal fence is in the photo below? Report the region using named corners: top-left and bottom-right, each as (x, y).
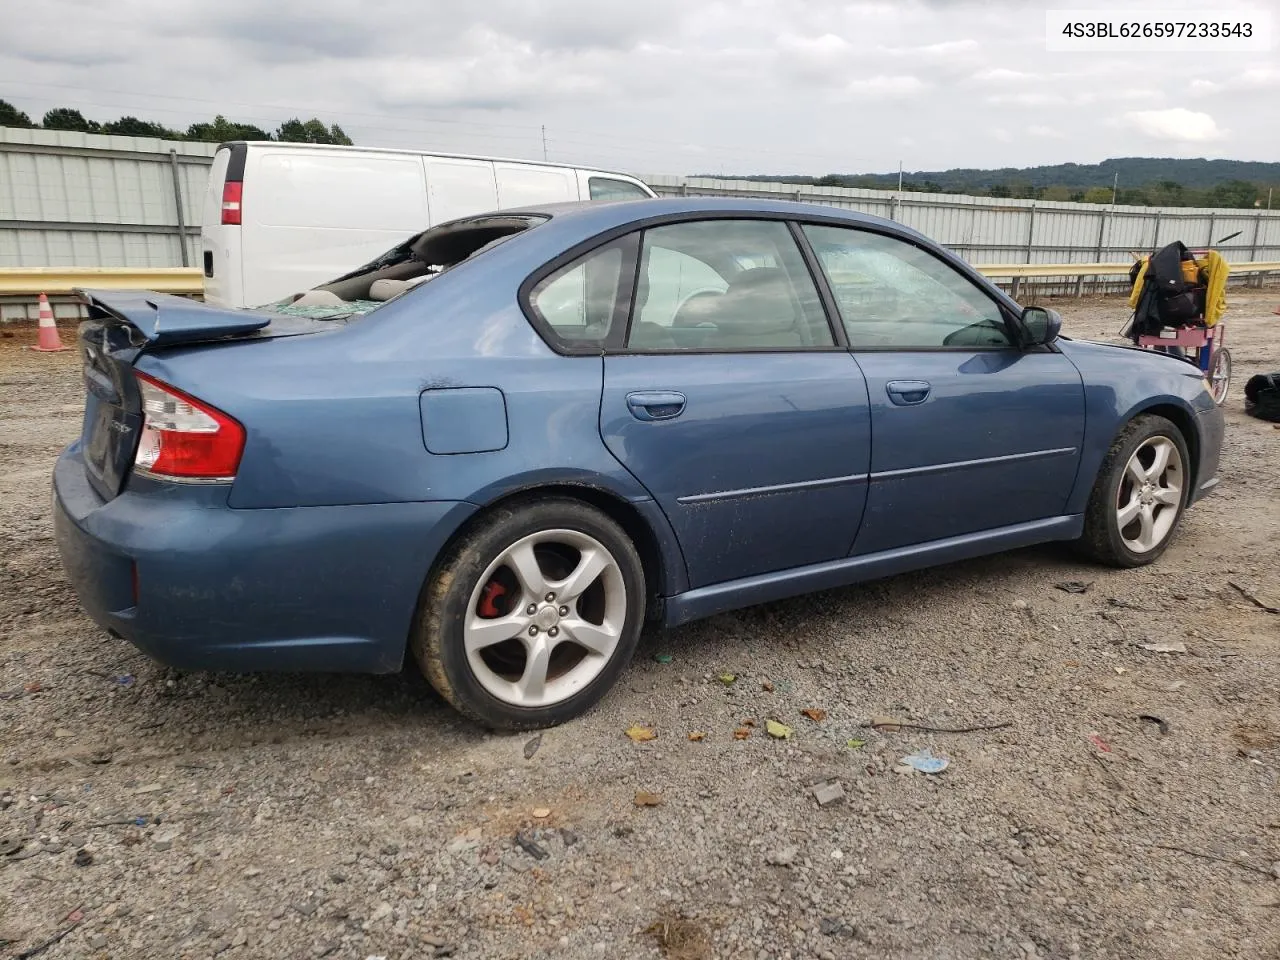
top-left (2, 128), bottom-right (1277, 314)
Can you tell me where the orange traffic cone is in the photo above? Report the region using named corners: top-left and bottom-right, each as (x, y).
top-left (30, 293), bottom-right (67, 352)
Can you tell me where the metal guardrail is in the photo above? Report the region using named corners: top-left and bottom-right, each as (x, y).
top-left (0, 261), bottom-right (1277, 300)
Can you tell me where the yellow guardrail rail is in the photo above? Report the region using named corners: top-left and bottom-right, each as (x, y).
top-left (0, 261), bottom-right (1276, 298)
top-left (0, 267), bottom-right (205, 296)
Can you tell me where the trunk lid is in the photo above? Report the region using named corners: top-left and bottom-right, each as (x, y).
top-left (74, 290), bottom-right (334, 500)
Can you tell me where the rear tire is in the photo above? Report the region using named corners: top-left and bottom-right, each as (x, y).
top-left (411, 498), bottom-right (645, 730)
top-left (1075, 415), bottom-right (1190, 568)
top-left (1209, 347), bottom-right (1231, 406)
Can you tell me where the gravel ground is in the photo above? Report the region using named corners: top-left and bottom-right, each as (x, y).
top-left (1, 294), bottom-right (1278, 960)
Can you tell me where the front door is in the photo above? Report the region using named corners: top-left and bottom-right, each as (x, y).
top-left (799, 223), bottom-right (1086, 556)
top-left (595, 219), bottom-right (872, 588)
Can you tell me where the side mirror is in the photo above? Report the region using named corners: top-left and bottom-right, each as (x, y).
top-left (1020, 306), bottom-right (1062, 347)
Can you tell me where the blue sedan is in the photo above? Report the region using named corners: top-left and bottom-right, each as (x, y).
top-left (53, 198), bottom-right (1223, 729)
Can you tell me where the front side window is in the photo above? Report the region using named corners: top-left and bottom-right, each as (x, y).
top-left (627, 220), bottom-right (834, 351)
top-left (802, 224), bottom-right (1012, 349)
top-left (529, 242), bottom-right (626, 348)
top-left (588, 177), bottom-right (651, 201)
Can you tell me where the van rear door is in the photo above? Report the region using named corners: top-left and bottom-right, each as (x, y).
top-left (239, 148), bottom-right (428, 306)
top-left (200, 145), bottom-right (246, 308)
top-left (423, 157), bottom-right (498, 224)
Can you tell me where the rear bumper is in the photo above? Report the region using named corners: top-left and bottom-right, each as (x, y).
top-left (53, 444), bottom-right (476, 673)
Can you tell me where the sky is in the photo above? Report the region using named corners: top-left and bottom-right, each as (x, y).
top-left (0, 0), bottom-right (1276, 177)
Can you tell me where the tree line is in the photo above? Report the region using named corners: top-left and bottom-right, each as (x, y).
top-left (0, 98), bottom-right (351, 145)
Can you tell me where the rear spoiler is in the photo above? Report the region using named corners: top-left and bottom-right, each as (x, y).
top-left (76, 290), bottom-right (270, 346)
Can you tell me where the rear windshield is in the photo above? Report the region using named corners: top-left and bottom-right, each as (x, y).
top-left (260, 214), bottom-right (548, 318)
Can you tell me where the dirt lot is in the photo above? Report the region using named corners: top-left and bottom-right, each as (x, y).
top-left (1, 294), bottom-right (1278, 960)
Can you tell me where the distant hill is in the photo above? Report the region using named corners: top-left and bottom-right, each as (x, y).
top-left (706, 158), bottom-right (1280, 208)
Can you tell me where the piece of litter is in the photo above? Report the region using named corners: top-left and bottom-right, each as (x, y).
top-left (624, 725), bottom-right (657, 743)
top-left (868, 715), bottom-right (902, 732)
top-left (1087, 733), bottom-right (1111, 753)
top-left (514, 832), bottom-right (548, 861)
top-left (523, 734), bottom-right (542, 760)
top-left (766, 720), bottom-right (793, 740)
top-left (653, 654), bottom-right (673, 664)
top-left (846, 738), bottom-right (867, 750)
top-left (687, 731), bottom-right (705, 742)
top-left (812, 781), bottom-right (845, 807)
top-left (761, 681), bottom-right (774, 692)
top-left (732, 727), bottom-right (751, 740)
top-left (531, 807), bottom-right (551, 819)
top-left (1140, 641), bottom-right (1188, 653)
top-left (717, 673), bottom-right (736, 686)
top-left (1138, 714), bottom-right (1170, 736)
top-left (633, 791), bottom-right (664, 807)
top-left (1055, 581), bottom-right (1092, 594)
top-left (899, 748), bottom-right (949, 774)
top-left (800, 708), bottom-right (827, 722)
top-left (1115, 666), bottom-right (1128, 675)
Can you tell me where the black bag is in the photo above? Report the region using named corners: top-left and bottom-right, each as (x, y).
top-left (1245, 373), bottom-right (1280, 423)
top-left (1127, 241), bottom-right (1206, 340)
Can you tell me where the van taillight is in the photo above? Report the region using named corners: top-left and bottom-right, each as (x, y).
top-left (133, 372), bottom-right (245, 481)
top-left (221, 181), bottom-right (243, 225)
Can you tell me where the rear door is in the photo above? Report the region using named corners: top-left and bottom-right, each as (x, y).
top-left (585, 218), bottom-right (871, 589)
top-left (800, 223), bottom-right (1086, 556)
top-left (240, 148), bottom-right (428, 305)
top-left (199, 145), bottom-right (243, 307)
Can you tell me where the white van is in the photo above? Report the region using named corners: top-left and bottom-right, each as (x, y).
top-left (199, 142), bottom-right (655, 307)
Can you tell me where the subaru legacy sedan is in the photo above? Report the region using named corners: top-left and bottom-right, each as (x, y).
top-left (53, 198), bottom-right (1223, 729)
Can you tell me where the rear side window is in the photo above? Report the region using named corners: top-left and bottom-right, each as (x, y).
top-left (627, 220), bottom-right (834, 352)
top-left (588, 177), bottom-right (650, 201)
top-left (529, 240), bottom-right (629, 350)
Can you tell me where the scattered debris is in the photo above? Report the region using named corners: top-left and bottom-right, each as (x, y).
top-left (531, 807), bottom-right (551, 819)
top-left (687, 732), bottom-right (705, 742)
top-left (899, 748), bottom-right (949, 774)
top-left (732, 727), bottom-right (751, 740)
top-left (73, 848), bottom-right (93, 867)
top-left (653, 654), bottom-right (673, 664)
top-left (523, 734), bottom-right (542, 760)
top-left (864, 717), bottom-right (1011, 734)
top-left (633, 791), bottom-right (664, 807)
top-left (1108, 597), bottom-right (1153, 612)
top-left (1233, 723), bottom-right (1277, 751)
top-left (765, 720), bottom-right (793, 740)
top-left (812, 781), bottom-right (845, 807)
top-left (740, 718), bottom-right (756, 727)
top-left (625, 725), bottom-right (657, 743)
top-left (12, 915), bottom-right (82, 960)
top-left (1140, 640), bottom-right (1188, 653)
top-left (761, 681), bottom-right (774, 692)
top-left (22, 681), bottom-right (42, 694)
top-left (846, 739), bottom-right (867, 750)
top-left (1228, 580), bottom-right (1280, 615)
top-left (1138, 715), bottom-right (1170, 736)
top-left (151, 828), bottom-right (180, 851)
top-left (646, 913), bottom-right (712, 960)
top-left (717, 673), bottom-right (736, 686)
top-left (800, 708), bottom-right (827, 722)
top-left (559, 828), bottom-right (579, 846)
top-left (514, 832), bottom-right (549, 861)
top-left (1087, 733), bottom-right (1112, 753)
top-left (1055, 581), bottom-right (1092, 594)
top-left (1, 838), bottom-right (23, 857)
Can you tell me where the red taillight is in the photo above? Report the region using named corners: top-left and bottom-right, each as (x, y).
top-left (132, 372), bottom-right (245, 481)
top-left (221, 181), bottom-right (242, 225)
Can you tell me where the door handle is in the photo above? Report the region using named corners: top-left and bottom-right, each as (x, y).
top-left (886, 380), bottom-right (931, 406)
top-left (626, 391), bottom-right (686, 422)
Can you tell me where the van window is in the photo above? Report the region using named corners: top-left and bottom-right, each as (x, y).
top-left (253, 152), bottom-right (426, 230)
top-left (588, 177), bottom-right (650, 201)
top-left (425, 158), bottom-right (499, 223)
top-left (494, 164), bottom-right (577, 207)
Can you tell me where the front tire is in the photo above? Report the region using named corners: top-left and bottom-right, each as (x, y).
top-left (1076, 415), bottom-right (1190, 567)
top-left (412, 498), bottom-right (645, 730)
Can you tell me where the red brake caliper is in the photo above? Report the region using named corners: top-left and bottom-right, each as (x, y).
top-left (477, 580), bottom-right (508, 618)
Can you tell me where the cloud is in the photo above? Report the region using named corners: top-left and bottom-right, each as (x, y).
top-left (1028, 125), bottom-right (1066, 139)
top-left (845, 75), bottom-right (928, 97)
top-left (1125, 108), bottom-right (1225, 143)
top-left (972, 68), bottom-right (1037, 83)
top-left (1190, 67), bottom-right (1280, 96)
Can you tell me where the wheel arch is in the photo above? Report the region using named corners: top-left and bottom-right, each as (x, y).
top-left (422, 481), bottom-right (686, 626)
top-left (1125, 400), bottom-right (1201, 494)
